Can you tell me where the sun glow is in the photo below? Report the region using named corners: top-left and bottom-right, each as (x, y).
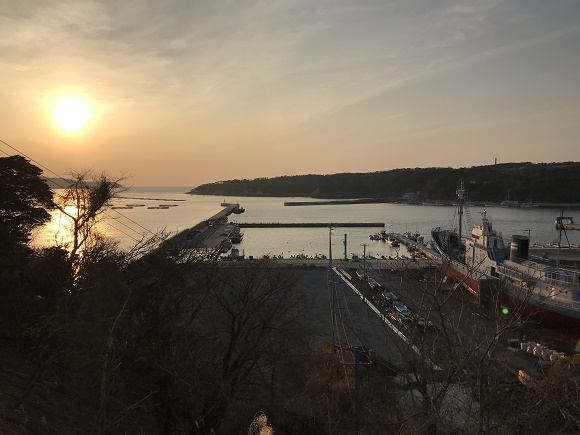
top-left (53, 97), bottom-right (92, 132)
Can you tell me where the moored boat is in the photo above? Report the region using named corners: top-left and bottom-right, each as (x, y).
top-left (433, 209), bottom-right (508, 295)
top-left (232, 203), bottom-right (245, 214)
top-left (496, 251), bottom-right (580, 336)
top-left (432, 182), bottom-right (580, 337)
top-left (387, 235), bottom-right (400, 247)
top-left (501, 200), bottom-right (519, 208)
top-left (555, 216), bottom-right (579, 231)
top-left (220, 240), bottom-right (233, 253)
top-left (230, 225), bottom-right (244, 243)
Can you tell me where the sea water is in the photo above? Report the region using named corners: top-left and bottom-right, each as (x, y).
top-left (32, 186), bottom-right (580, 259)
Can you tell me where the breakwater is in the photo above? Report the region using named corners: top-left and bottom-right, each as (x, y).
top-left (237, 222), bottom-right (384, 228)
top-left (284, 199), bottom-right (387, 206)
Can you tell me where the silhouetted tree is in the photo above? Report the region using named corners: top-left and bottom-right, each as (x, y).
top-left (0, 155), bottom-right (54, 255)
top-left (0, 155), bottom-right (55, 342)
top-left (53, 170), bottom-right (127, 268)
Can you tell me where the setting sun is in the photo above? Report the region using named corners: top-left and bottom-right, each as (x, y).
top-left (53, 97), bottom-right (92, 132)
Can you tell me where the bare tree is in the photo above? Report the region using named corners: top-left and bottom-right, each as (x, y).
top-left (16, 171), bottom-right (129, 406)
top-left (53, 170), bottom-right (128, 268)
top-left (345, 257), bottom-right (537, 434)
top-left (115, 257), bottom-right (306, 434)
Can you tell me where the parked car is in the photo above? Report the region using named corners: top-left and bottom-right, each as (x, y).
top-left (367, 277), bottom-right (382, 291)
top-left (382, 291), bottom-right (397, 305)
top-left (393, 301), bottom-right (410, 317)
top-left (410, 313), bottom-right (438, 331)
top-left (387, 309), bottom-right (411, 324)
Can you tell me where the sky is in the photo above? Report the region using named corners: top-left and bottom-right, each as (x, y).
top-left (1, 0), bottom-right (579, 187)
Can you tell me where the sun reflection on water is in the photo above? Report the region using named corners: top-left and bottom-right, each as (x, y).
top-left (31, 205), bottom-right (110, 251)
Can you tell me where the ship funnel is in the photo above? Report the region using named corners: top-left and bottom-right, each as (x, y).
top-left (510, 235), bottom-right (529, 263)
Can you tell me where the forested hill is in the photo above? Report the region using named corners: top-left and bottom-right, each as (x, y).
top-left (189, 162), bottom-right (580, 203)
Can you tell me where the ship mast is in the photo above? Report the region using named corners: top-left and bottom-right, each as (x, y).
top-left (456, 180), bottom-right (465, 241)
top-left (557, 208), bottom-right (563, 268)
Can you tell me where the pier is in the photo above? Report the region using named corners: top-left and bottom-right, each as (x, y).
top-left (392, 232), bottom-right (440, 260)
top-left (160, 203), bottom-right (241, 256)
top-left (159, 199), bottom-right (386, 259)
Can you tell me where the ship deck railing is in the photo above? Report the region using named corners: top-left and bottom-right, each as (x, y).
top-left (496, 264), bottom-right (578, 290)
top-left (497, 265), bottom-right (580, 310)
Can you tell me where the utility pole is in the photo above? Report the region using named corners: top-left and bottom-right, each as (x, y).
top-left (343, 233), bottom-right (347, 260)
top-left (334, 345), bottom-right (372, 435)
top-left (362, 244), bottom-right (367, 281)
top-left (354, 347), bottom-right (362, 434)
top-left (329, 223), bottom-right (333, 269)
top-left (329, 274), bottom-right (338, 347)
top-left (362, 244), bottom-right (367, 302)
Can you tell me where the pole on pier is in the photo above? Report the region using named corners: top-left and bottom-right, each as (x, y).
top-left (344, 234), bottom-right (347, 260)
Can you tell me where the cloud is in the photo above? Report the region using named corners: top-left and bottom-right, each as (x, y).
top-left (1, 0), bottom-right (579, 184)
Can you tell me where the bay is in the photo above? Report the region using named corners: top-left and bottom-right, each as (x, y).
top-left (33, 186), bottom-right (580, 259)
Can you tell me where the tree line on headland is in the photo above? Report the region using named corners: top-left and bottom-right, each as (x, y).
top-left (189, 162), bottom-right (580, 203)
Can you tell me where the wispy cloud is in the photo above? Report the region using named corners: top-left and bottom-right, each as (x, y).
top-left (1, 0), bottom-right (579, 183)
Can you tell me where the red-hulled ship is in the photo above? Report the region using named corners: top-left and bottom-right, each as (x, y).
top-left (432, 182), bottom-right (580, 338)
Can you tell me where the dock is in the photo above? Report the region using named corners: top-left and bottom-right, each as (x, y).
top-left (159, 199), bottom-right (387, 259)
top-left (391, 232), bottom-right (440, 260)
top-left (160, 203), bottom-right (241, 257)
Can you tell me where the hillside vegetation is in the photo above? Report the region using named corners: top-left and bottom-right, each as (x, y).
top-left (189, 162), bottom-right (580, 203)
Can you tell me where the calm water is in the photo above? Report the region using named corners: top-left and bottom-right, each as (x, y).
top-left (33, 186), bottom-right (580, 259)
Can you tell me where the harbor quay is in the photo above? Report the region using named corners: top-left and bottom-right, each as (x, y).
top-left (160, 202), bottom-right (389, 259)
top-left (157, 204), bottom-right (574, 384)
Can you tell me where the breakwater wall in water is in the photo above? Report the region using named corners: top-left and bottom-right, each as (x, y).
top-left (237, 222), bottom-right (384, 228)
top-left (284, 199), bottom-right (388, 206)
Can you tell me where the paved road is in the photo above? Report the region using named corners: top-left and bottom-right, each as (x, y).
top-left (355, 260), bottom-right (576, 375)
top-left (293, 267), bottom-right (441, 371)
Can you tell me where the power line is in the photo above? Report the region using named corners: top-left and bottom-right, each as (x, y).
top-left (103, 208), bottom-right (154, 236)
top-left (0, 138), bottom-right (155, 238)
top-left (1, 138), bottom-right (73, 188)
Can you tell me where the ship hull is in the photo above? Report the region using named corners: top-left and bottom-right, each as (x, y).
top-left (433, 182), bottom-right (580, 340)
top-left (500, 288), bottom-right (580, 339)
top-left (442, 257), bottom-right (480, 296)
